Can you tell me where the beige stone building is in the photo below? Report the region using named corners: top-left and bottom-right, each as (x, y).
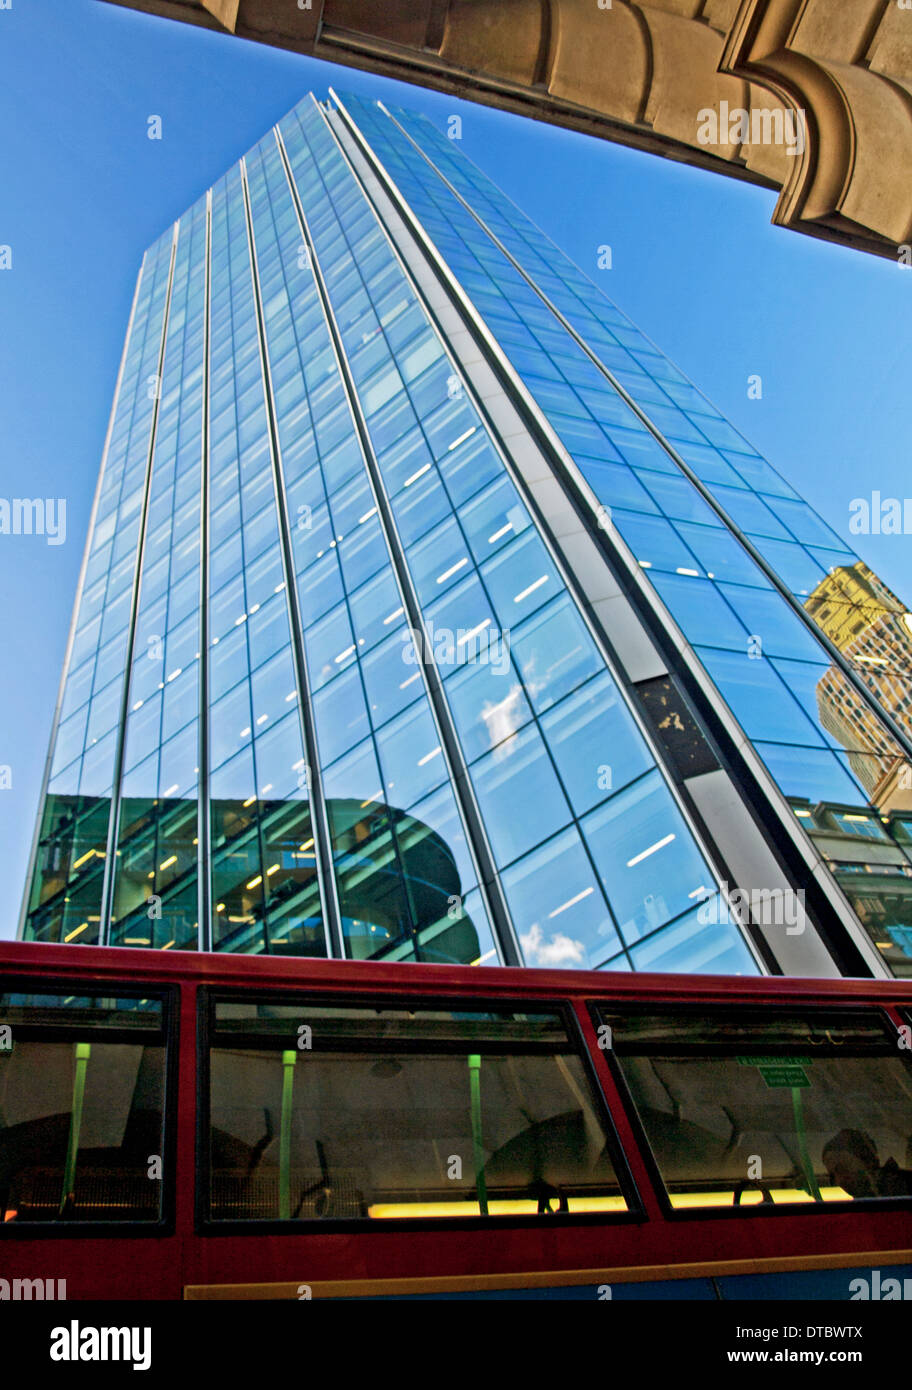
top-left (103, 0), bottom-right (912, 259)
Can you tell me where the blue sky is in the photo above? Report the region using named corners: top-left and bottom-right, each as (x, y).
top-left (1, 0), bottom-right (910, 938)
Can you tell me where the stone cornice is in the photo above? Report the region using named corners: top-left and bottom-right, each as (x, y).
top-left (100, 0), bottom-right (912, 258)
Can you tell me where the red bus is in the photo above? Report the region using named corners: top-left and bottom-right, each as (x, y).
top-left (1, 941), bottom-right (911, 1301)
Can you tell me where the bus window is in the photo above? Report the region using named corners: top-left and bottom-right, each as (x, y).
top-left (597, 1007), bottom-right (912, 1210)
top-left (0, 987), bottom-right (169, 1226)
top-left (205, 997), bottom-right (630, 1221)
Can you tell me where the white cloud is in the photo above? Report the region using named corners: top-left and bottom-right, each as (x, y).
top-left (520, 921), bottom-right (587, 968)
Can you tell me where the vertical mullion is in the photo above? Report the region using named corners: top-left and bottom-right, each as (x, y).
top-left (238, 156), bottom-right (342, 959)
top-left (198, 192), bottom-right (214, 951)
top-left (99, 223), bottom-right (180, 945)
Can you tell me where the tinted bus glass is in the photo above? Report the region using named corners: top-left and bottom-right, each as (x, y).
top-left (207, 995), bottom-right (628, 1220)
top-left (598, 1007), bottom-right (912, 1209)
top-left (0, 985), bottom-right (168, 1225)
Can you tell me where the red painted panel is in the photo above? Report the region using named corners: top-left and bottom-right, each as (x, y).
top-left (1, 940), bottom-right (910, 1297)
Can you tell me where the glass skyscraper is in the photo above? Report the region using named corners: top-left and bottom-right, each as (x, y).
top-left (20, 91), bottom-right (912, 980)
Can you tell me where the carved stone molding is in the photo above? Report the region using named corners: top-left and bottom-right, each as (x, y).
top-left (100, 0), bottom-right (912, 257)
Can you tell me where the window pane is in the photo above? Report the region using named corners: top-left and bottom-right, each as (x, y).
top-left (0, 988), bottom-right (167, 1223)
top-left (510, 596), bottom-right (603, 713)
top-left (602, 1008), bottom-right (912, 1209)
top-left (582, 770), bottom-right (713, 941)
top-left (208, 1000), bottom-right (627, 1219)
top-left (504, 827), bottom-right (621, 968)
top-left (540, 673), bottom-right (652, 815)
top-left (471, 724), bottom-right (571, 868)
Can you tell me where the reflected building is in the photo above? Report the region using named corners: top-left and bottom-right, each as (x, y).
top-left (808, 562), bottom-right (912, 812)
top-left (29, 788), bottom-right (480, 964)
top-left (19, 92), bottom-right (912, 979)
top-left (788, 562), bottom-right (912, 976)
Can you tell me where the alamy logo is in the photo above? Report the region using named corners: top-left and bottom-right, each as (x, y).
top-left (849, 492), bottom-right (912, 535)
top-left (50, 1321), bottom-right (151, 1372)
top-left (0, 1277), bottom-right (66, 1300)
top-left (696, 102), bottom-right (806, 156)
top-left (0, 497), bottom-right (66, 545)
top-left (698, 882), bottom-right (805, 934)
top-left (849, 1270), bottom-right (912, 1300)
top-left (402, 620), bottom-right (511, 676)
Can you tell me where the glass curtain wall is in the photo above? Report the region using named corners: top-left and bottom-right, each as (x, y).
top-left (334, 93), bottom-right (912, 977)
top-left (35, 85), bottom-right (893, 974)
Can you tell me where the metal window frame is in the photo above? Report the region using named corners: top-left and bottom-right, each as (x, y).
top-left (198, 191), bottom-right (214, 951)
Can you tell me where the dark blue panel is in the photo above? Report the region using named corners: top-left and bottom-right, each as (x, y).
top-left (718, 1264), bottom-right (912, 1301)
top-left (338, 1277), bottom-right (719, 1301)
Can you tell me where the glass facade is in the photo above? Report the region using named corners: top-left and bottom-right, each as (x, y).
top-left (335, 92), bottom-right (912, 978)
top-left (19, 91), bottom-right (912, 978)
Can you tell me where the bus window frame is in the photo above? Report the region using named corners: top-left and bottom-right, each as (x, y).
top-left (586, 998), bottom-right (912, 1223)
top-left (0, 972), bottom-right (180, 1240)
top-left (196, 984), bottom-right (645, 1235)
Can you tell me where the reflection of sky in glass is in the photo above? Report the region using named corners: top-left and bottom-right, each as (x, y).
top-left (336, 92), bottom-right (912, 976)
top-left (46, 84), bottom-right (912, 973)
